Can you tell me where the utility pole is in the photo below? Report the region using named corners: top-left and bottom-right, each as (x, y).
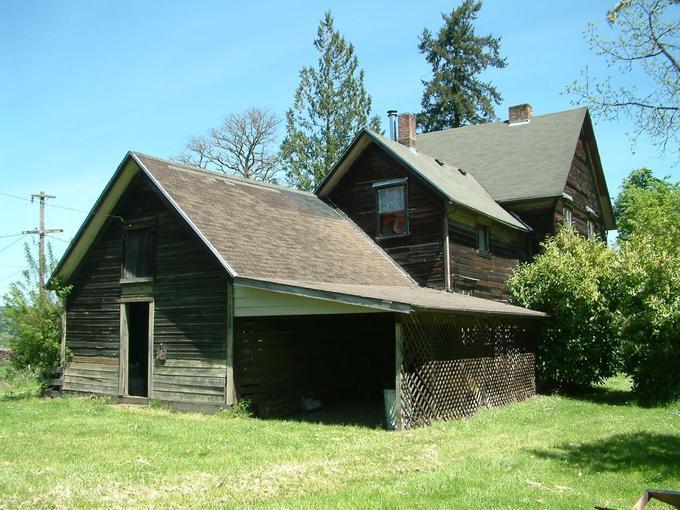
top-left (22, 192), bottom-right (63, 291)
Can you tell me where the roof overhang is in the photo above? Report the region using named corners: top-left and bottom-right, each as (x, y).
top-left (316, 129), bottom-right (528, 232)
top-left (235, 276), bottom-right (547, 319)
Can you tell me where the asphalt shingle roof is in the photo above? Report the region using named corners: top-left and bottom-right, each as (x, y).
top-left (134, 153), bottom-right (412, 286)
top-left (416, 108), bottom-right (588, 203)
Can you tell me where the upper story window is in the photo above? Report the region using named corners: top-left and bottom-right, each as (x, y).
top-left (374, 179), bottom-right (408, 237)
top-left (477, 225), bottom-right (490, 252)
top-left (587, 219), bottom-right (596, 240)
top-left (563, 206), bottom-right (573, 227)
top-left (123, 228), bottom-right (155, 279)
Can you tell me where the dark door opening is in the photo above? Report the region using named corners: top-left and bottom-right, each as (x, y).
top-left (126, 302), bottom-right (150, 397)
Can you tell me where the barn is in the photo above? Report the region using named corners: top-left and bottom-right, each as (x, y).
top-left (50, 151), bottom-right (544, 428)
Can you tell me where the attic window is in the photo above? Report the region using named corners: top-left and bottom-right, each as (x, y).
top-left (374, 179), bottom-right (408, 237)
top-left (123, 228), bottom-right (155, 279)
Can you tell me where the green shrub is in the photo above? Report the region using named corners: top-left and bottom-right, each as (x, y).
top-left (219, 398), bottom-right (253, 418)
top-left (508, 228), bottom-right (620, 392)
top-left (617, 234), bottom-right (680, 403)
top-left (614, 169), bottom-right (679, 403)
top-left (2, 243), bottom-right (68, 374)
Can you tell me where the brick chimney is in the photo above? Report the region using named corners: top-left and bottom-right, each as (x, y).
top-left (398, 113), bottom-right (416, 149)
top-left (508, 103), bottom-right (533, 124)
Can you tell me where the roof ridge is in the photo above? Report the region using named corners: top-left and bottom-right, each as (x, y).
top-left (131, 152), bottom-right (316, 198)
top-left (417, 106), bottom-right (588, 138)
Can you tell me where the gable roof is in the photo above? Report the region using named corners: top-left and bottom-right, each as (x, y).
top-left (315, 129), bottom-right (528, 231)
top-left (416, 107), bottom-right (602, 201)
top-left (51, 152), bottom-right (544, 319)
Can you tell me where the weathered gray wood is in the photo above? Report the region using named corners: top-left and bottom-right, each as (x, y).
top-left (394, 319), bottom-right (403, 431)
top-left (226, 280), bottom-right (236, 405)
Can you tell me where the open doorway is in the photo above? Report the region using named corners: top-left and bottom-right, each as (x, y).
top-left (125, 301), bottom-right (151, 397)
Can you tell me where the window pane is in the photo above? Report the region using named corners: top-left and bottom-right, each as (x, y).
top-left (477, 225), bottom-right (489, 252)
top-left (124, 229), bottom-right (154, 278)
top-left (378, 186), bottom-right (405, 214)
top-left (380, 212), bottom-right (407, 236)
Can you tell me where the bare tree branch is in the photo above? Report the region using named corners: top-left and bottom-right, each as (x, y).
top-left (566, 0), bottom-right (679, 161)
top-left (176, 107), bottom-right (282, 183)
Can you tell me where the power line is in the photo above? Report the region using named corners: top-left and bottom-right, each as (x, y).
top-left (0, 267), bottom-right (27, 284)
top-left (46, 235), bottom-right (71, 244)
top-left (0, 191), bottom-right (124, 222)
top-left (23, 192), bottom-right (62, 290)
top-left (0, 234), bottom-right (26, 255)
top-left (0, 233), bottom-right (24, 239)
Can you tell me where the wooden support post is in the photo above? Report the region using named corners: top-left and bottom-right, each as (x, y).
top-left (225, 280), bottom-right (236, 406)
top-left (443, 212), bottom-right (451, 291)
top-left (394, 317), bottom-right (404, 431)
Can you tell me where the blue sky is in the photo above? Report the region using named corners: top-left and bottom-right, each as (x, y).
top-left (0, 0), bottom-right (677, 294)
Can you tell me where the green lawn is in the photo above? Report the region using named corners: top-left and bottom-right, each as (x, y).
top-left (0, 375), bottom-right (678, 509)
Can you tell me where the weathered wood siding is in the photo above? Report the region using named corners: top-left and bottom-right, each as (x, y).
top-left (64, 174), bottom-right (229, 404)
top-left (63, 215), bottom-right (123, 394)
top-left (555, 134), bottom-right (605, 239)
top-left (234, 285), bottom-right (381, 317)
top-left (448, 208), bottom-right (528, 302)
top-left (327, 143), bottom-right (446, 288)
top-left (235, 313), bottom-right (395, 416)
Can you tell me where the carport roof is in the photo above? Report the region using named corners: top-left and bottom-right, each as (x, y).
top-left (236, 277), bottom-right (547, 318)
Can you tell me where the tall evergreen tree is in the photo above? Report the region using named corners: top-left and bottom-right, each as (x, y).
top-left (418, 0), bottom-right (507, 132)
top-left (281, 11), bottom-right (381, 191)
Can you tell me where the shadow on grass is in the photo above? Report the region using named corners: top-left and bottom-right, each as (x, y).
top-left (563, 386), bottom-right (636, 407)
top-left (530, 432), bottom-right (680, 478)
top-left (261, 399), bottom-right (386, 429)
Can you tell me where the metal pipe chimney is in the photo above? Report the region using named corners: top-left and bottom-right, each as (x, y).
top-left (387, 110), bottom-right (398, 140)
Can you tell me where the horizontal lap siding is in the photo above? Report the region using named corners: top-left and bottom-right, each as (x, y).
top-left (449, 212), bottom-right (527, 302)
top-left (64, 176), bottom-right (229, 403)
top-left (63, 217), bottom-right (122, 395)
top-left (556, 136), bottom-right (605, 239)
top-left (153, 207), bottom-right (229, 404)
top-left (327, 144), bottom-right (445, 289)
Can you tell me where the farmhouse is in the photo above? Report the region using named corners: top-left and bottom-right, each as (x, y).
top-left (50, 105), bottom-right (613, 429)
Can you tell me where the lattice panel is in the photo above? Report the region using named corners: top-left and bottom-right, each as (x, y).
top-left (399, 313), bottom-right (537, 428)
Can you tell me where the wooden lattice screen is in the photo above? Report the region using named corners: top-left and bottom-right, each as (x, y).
top-left (399, 312), bottom-right (537, 428)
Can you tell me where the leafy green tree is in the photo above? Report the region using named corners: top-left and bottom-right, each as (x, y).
top-left (508, 228), bottom-right (620, 392)
top-left (281, 11), bottom-right (381, 191)
top-left (566, 0), bottom-right (679, 160)
top-left (614, 168), bottom-right (679, 243)
top-left (614, 168), bottom-right (679, 402)
top-left (3, 242), bottom-right (68, 373)
top-left (418, 0), bottom-right (507, 132)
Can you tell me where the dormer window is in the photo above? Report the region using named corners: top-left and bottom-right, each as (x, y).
top-left (123, 228), bottom-right (155, 279)
top-left (374, 179), bottom-right (408, 237)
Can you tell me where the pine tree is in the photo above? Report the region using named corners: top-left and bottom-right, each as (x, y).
top-left (281, 11), bottom-right (381, 191)
top-left (418, 0), bottom-right (507, 132)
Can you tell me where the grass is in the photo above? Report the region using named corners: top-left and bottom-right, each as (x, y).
top-left (0, 359), bottom-right (42, 401)
top-left (0, 375), bottom-right (678, 509)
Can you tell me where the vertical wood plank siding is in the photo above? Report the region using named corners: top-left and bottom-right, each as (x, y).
top-left (235, 313), bottom-right (395, 416)
top-left (63, 176), bottom-right (229, 403)
top-left (327, 144), bottom-right (446, 289)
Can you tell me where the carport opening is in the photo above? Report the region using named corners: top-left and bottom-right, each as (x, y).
top-left (235, 313), bottom-right (395, 428)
